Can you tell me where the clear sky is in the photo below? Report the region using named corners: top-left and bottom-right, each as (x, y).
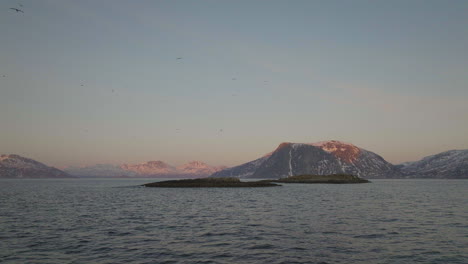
top-left (1, 0), bottom-right (467, 168)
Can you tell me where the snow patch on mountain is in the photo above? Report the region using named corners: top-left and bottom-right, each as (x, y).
top-left (311, 140), bottom-right (361, 163)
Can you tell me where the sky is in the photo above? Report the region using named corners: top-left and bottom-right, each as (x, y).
top-left (1, 0), bottom-right (467, 168)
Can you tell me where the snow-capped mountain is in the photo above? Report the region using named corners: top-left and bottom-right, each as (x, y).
top-left (177, 161), bottom-right (226, 176)
top-left (211, 140), bottom-right (401, 179)
top-left (398, 150), bottom-right (468, 178)
top-left (311, 140), bottom-right (400, 178)
top-left (0, 154), bottom-right (72, 178)
top-left (120, 161), bottom-right (177, 176)
top-left (64, 164), bottom-right (136, 177)
top-left (64, 160), bottom-right (226, 178)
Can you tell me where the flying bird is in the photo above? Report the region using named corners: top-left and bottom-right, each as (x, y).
top-left (10, 8), bottom-right (24, 13)
top-left (176, 57), bottom-right (182, 60)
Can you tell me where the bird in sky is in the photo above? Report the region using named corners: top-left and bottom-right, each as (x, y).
top-left (10, 8), bottom-right (24, 13)
top-left (176, 57), bottom-right (182, 60)
top-left (2, 75), bottom-right (5, 77)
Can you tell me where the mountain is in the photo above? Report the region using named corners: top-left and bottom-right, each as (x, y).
top-left (177, 161), bottom-right (226, 176)
top-left (0, 154), bottom-right (72, 178)
top-left (210, 156), bottom-right (270, 178)
top-left (398, 150), bottom-right (468, 179)
top-left (310, 141), bottom-right (401, 178)
top-left (121, 160), bottom-right (177, 176)
top-left (64, 160), bottom-right (226, 178)
top-left (211, 140), bottom-right (401, 179)
top-left (64, 164), bottom-right (136, 178)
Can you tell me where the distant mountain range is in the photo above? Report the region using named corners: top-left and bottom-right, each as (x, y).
top-left (1, 141), bottom-right (467, 179)
top-left (0, 154), bottom-right (72, 178)
top-left (64, 160), bottom-right (226, 178)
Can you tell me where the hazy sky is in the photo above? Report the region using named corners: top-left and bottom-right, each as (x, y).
top-left (1, 0), bottom-right (467, 168)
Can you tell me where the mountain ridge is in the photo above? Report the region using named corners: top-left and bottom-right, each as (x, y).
top-left (2, 144), bottom-right (467, 179)
top-left (398, 149), bottom-right (468, 178)
top-left (0, 154), bottom-right (72, 178)
top-left (64, 160), bottom-right (226, 178)
top-left (211, 140), bottom-right (401, 179)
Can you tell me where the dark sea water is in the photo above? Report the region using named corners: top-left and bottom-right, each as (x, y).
top-left (0, 179), bottom-right (467, 264)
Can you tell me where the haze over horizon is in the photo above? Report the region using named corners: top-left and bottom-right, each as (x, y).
top-left (1, 0), bottom-right (468, 168)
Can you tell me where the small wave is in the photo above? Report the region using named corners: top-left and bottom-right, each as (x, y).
top-left (200, 231), bottom-right (236, 237)
top-left (290, 246), bottom-right (307, 251)
top-left (353, 234), bottom-right (385, 239)
top-left (247, 244), bottom-right (275, 250)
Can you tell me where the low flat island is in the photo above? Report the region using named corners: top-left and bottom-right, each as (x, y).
top-left (143, 177), bottom-right (279, 188)
top-left (143, 174), bottom-right (369, 188)
top-left (269, 174), bottom-right (370, 184)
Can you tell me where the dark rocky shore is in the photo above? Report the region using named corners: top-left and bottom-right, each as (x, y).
top-left (269, 174), bottom-right (370, 184)
top-left (143, 177), bottom-right (279, 188)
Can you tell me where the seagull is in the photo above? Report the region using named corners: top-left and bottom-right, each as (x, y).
top-left (10, 8), bottom-right (24, 13)
top-left (176, 57), bottom-right (182, 60)
top-left (19, 4), bottom-right (23, 7)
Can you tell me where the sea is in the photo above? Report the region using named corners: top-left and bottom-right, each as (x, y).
top-left (0, 178), bottom-right (467, 264)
